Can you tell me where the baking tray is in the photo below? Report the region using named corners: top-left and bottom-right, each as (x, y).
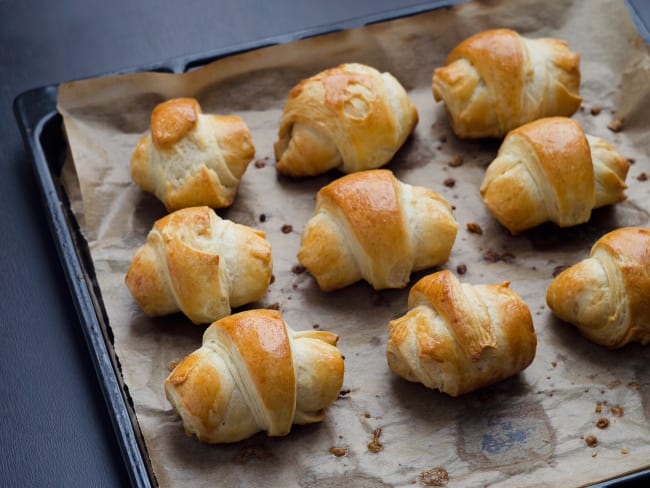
top-left (12, 1), bottom-right (650, 487)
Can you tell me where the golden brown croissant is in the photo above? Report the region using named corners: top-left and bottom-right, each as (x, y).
top-left (164, 309), bottom-right (345, 443)
top-left (298, 169), bottom-right (458, 291)
top-left (546, 227), bottom-right (650, 348)
top-left (480, 117), bottom-right (629, 234)
top-left (432, 28), bottom-right (581, 138)
top-left (131, 97), bottom-right (255, 211)
top-left (387, 270), bottom-right (537, 396)
top-left (125, 206), bottom-right (272, 324)
top-left (274, 63), bottom-right (418, 177)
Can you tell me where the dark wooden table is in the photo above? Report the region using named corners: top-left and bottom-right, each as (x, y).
top-left (1, 1), bottom-right (649, 486)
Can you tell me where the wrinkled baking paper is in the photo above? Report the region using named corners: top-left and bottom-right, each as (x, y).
top-left (57, 0), bottom-right (650, 486)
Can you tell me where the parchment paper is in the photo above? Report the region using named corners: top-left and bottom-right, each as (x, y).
top-left (56, 1), bottom-right (650, 486)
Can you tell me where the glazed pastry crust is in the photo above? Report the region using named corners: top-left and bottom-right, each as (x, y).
top-left (480, 117), bottom-right (629, 234)
top-left (131, 97), bottom-right (255, 210)
top-left (164, 309), bottom-right (345, 443)
top-left (432, 28), bottom-right (581, 138)
top-left (297, 169), bottom-right (458, 291)
top-left (546, 227), bottom-right (650, 348)
top-left (125, 206), bottom-right (272, 324)
top-left (387, 270), bottom-right (537, 396)
top-left (274, 63), bottom-right (418, 176)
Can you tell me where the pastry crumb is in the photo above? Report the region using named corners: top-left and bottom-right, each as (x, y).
top-left (585, 435), bottom-right (598, 447)
top-left (596, 418), bottom-right (610, 429)
top-left (592, 451), bottom-right (598, 458)
top-left (621, 447), bottom-right (629, 455)
top-left (281, 224), bottom-right (293, 234)
top-left (483, 250), bottom-right (515, 263)
top-left (254, 159), bottom-right (266, 168)
top-left (466, 222), bottom-right (483, 235)
top-left (627, 158), bottom-right (636, 165)
top-left (443, 177), bottom-right (456, 188)
top-left (339, 388), bottom-right (351, 397)
top-left (448, 155), bottom-right (463, 167)
top-left (233, 445), bottom-right (271, 463)
top-left (418, 467), bottom-right (449, 487)
top-left (367, 427), bottom-right (384, 453)
top-left (328, 446), bottom-right (348, 457)
top-left (312, 323), bottom-right (320, 329)
top-left (266, 302), bottom-right (280, 310)
top-left (607, 118), bottom-right (623, 132)
top-left (291, 264), bottom-right (306, 274)
top-left (590, 105), bottom-right (602, 116)
top-left (610, 405), bottom-right (624, 417)
top-left (595, 402), bottom-right (602, 414)
top-left (456, 264), bottom-right (468, 275)
top-left (259, 213), bottom-right (267, 223)
top-left (637, 172), bottom-right (648, 181)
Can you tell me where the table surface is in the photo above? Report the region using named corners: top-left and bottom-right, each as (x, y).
top-left (1, 1), bottom-right (649, 487)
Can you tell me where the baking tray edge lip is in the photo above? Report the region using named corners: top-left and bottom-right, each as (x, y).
top-left (13, 87), bottom-right (153, 488)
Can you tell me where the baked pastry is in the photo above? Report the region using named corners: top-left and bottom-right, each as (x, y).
top-left (432, 28), bottom-right (581, 138)
top-left (480, 117), bottom-right (629, 234)
top-left (298, 169), bottom-right (457, 291)
top-left (131, 97), bottom-right (255, 211)
top-left (164, 309), bottom-right (345, 443)
top-left (546, 227), bottom-right (650, 348)
top-left (387, 270), bottom-right (537, 396)
top-left (125, 206), bottom-right (272, 324)
top-left (274, 63), bottom-right (418, 177)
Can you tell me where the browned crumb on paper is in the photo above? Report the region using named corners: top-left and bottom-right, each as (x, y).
top-left (553, 265), bottom-right (569, 277)
top-left (628, 382), bottom-right (640, 390)
top-left (254, 159), bottom-right (266, 168)
top-left (269, 274), bottom-right (275, 284)
top-left (590, 105), bottom-right (602, 116)
top-left (610, 405), bottom-right (624, 417)
top-left (266, 302), bottom-right (280, 311)
top-left (233, 445), bottom-right (271, 463)
top-left (592, 451), bottom-right (598, 458)
top-left (608, 379), bottom-right (622, 389)
top-left (595, 402), bottom-right (602, 414)
top-left (483, 250), bottom-right (516, 263)
top-left (291, 264), bottom-right (306, 274)
top-left (627, 158), bottom-right (636, 165)
top-left (281, 224), bottom-right (293, 234)
top-left (312, 323), bottom-right (320, 329)
top-left (466, 222), bottom-right (483, 235)
top-left (607, 118), bottom-right (623, 132)
top-left (585, 435), bottom-right (598, 447)
top-left (443, 177), bottom-right (456, 188)
top-left (259, 213), bottom-right (267, 223)
top-left (418, 467), bottom-right (449, 487)
top-left (637, 172), bottom-right (648, 181)
top-left (448, 155), bottom-right (463, 167)
top-left (367, 427), bottom-right (383, 453)
top-left (456, 264), bottom-right (467, 275)
top-left (596, 418), bottom-right (610, 429)
top-left (621, 447), bottom-right (629, 455)
top-left (339, 388), bottom-right (351, 397)
top-left (328, 446), bottom-right (348, 457)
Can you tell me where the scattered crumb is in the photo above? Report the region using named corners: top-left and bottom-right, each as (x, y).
top-left (456, 264), bottom-right (468, 275)
top-left (608, 380), bottom-right (622, 389)
top-left (339, 389), bottom-right (351, 397)
top-left (466, 222), bottom-right (483, 235)
top-left (596, 418), bottom-right (610, 429)
top-left (168, 359), bottom-right (181, 371)
top-left (551, 361), bottom-right (557, 368)
top-left (259, 213), bottom-right (267, 223)
top-left (628, 382), bottom-right (640, 390)
top-left (233, 446), bottom-right (271, 463)
top-left (610, 405), bottom-right (624, 417)
top-left (267, 302), bottom-right (280, 311)
top-left (448, 155), bottom-right (463, 167)
top-left (312, 324), bottom-right (320, 329)
top-left (367, 428), bottom-right (384, 453)
top-left (548, 391), bottom-right (555, 397)
top-left (483, 250), bottom-right (516, 263)
top-left (281, 224), bottom-right (293, 234)
top-left (607, 118), bottom-right (623, 132)
top-left (291, 264), bottom-right (306, 274)
top-left (627, 158), bottom-right (636, 165)
top-left (444, 177), bottom-right (456, 188)
top-left (585, 435), bottom-right (598, 447)
top-left (621, 447), bottom-right (629, 455)
top-left (328, 446), bottom-right (348, 457)
top-left (553, 265), bottom-right (569, 277)
top-left (364, 412), bottom-right (372, 418)
top-left (637, 172), bottom-right (648, 181)
top-left (595, 402), bottom-right (602, 414)
top-left (254, 159), bottom-right (266, 168)
top-left (592, 451), bottom-right (598, 458)
top-left (590, 105), bottom-right (602, 116)
top-left (418, 467), bottom-right (449, 487)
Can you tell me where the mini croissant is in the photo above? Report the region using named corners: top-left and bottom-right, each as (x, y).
top-left (131, 97), bottom-right (255, 211)
top-left (165, 309), bottom-right (345, 443)
top-left (274, 63), bottom-right (418, 177)
top-left (387, 270), bottom-right (537, 396)
top-left (547, 227), bottom-right (650, 348)
top-left (298, 169), bottom-right (458, 291)
top-left (125, 206), bottom-right (272, 324)
top-left (432, 28), bottom-right (581, 138)
top-left (480, 117), bottom-right (629, 234)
